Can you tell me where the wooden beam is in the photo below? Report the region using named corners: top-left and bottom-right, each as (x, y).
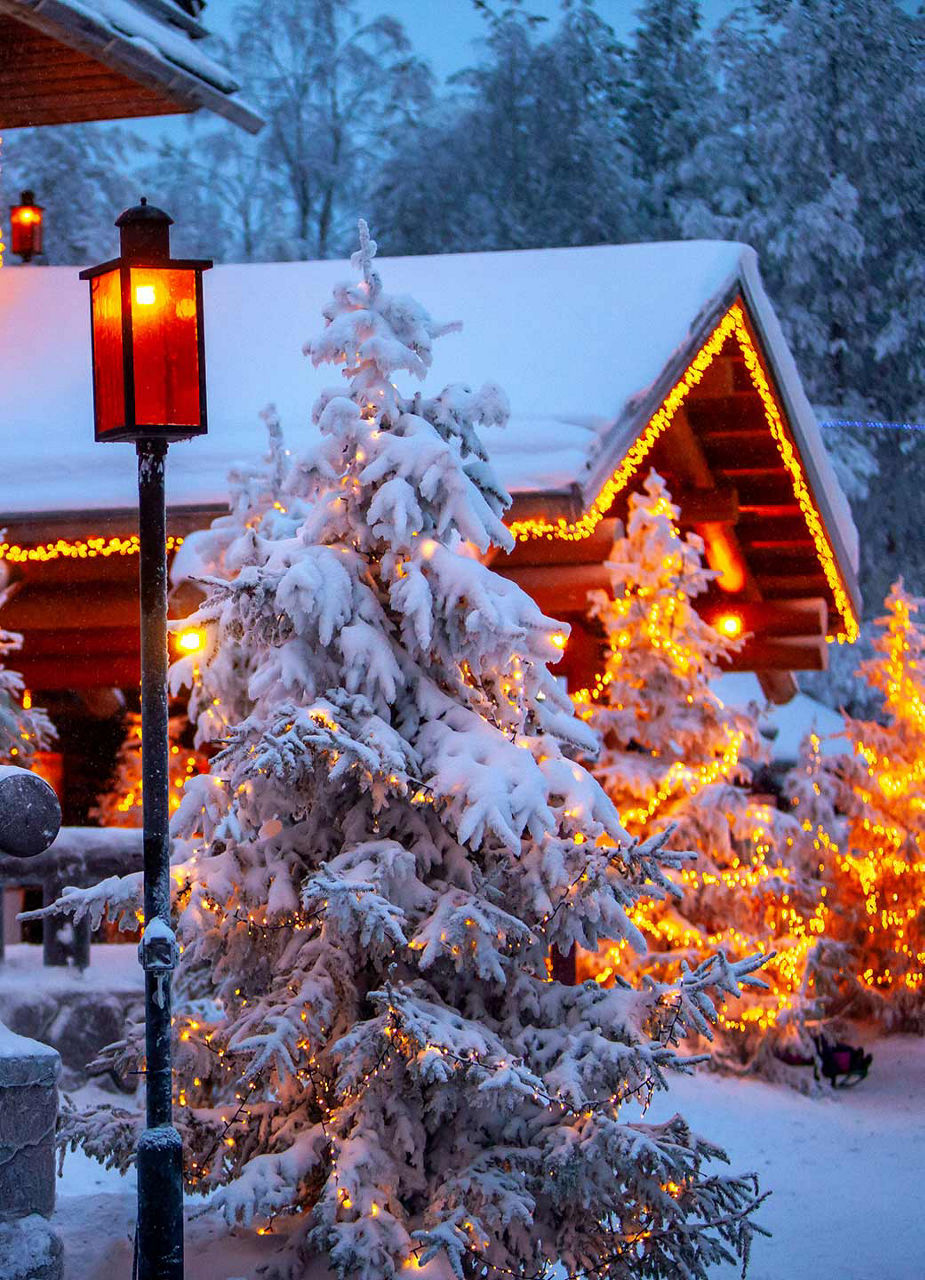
top-left (737, 503), bottom-right (802, 520)
top-left (699, 598), bottom-right (828, 639)
top-left (755, 573), bottom-right (830, 597)
top-left (721, 637), bottom-right (828, 672)
top-left (673, 484), bottom-right (739, 525)
top-left (1, 585), bottom-right (138, 630)
top-left (13, 626), bottom-right (138, 658)
top-left (497, 518), bottom-right (620, 569)
top-left (15, 654), bottom-right (140, 690)
top-left (747, 548), bottom-right (826, 577)
top-left (759, 672), bottom-right (800, 705)
top-left (736, 515), bottom-right (814, 544)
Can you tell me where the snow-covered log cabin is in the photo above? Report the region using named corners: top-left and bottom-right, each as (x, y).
top-left (0, 241), bottom-right (860, 818)
top-left (0, 0), bottom-right (263, 132)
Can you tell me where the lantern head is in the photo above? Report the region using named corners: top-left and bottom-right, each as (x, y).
top-left (79, 199), bottom-right (212, 443)
top-left (9, 190), bottom-right (44, 263)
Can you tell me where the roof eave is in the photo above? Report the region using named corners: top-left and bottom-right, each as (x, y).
top-left (578, 278), bottom-right (741, 505)
top-left (735, 270), bottom-right (863, 623)
top-left (1, 0), bottom-right (265, 133)
top-left (526, 267), bottom-right (862, 632)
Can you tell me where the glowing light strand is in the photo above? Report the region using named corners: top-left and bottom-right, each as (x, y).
top-left (0, 533), bottom-right (184, 563)
top-left (506, 305), bottom-right (859, 644)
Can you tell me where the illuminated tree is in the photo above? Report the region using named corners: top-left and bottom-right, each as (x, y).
top-left (49, 224), bottom-right (764, 1279)
top-left (800, 582), bottom-right (925, 1030)
top-left (578, 473), bottom-right (828, 1064)
top-left (168, 404), bottom-right (301, 745)
top-left (92, 712), bottom-right (207, 827)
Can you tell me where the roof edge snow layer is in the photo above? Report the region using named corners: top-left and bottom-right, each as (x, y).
top-left (0, 0), bottom-right (264, 133)
top-left (0, 241), bottom-right (859, 604)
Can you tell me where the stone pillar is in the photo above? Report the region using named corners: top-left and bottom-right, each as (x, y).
top-left (0, 1021), bottom-right (62, 1279)
top-left (0, 1021), bottom-right (59, 1217)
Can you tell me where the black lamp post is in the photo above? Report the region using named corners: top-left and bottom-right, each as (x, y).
top-left (80, 201), bottom-right (212, 1280)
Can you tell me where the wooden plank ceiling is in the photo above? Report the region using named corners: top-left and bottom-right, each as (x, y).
top-left (0, 14), bottom-right (194, 126)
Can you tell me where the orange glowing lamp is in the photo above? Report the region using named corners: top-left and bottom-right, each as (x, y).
top-left (79, 199), bottom-right (212, 443)
top-left (175, 626), bottom-right (206, 655)
top-left (716, 611), bottom-right (744, 640)
top-left (9, 190), bottom-right (44, 262)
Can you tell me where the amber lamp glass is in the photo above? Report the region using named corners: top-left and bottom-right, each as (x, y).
top-left (9, 190), bottom-right (44, 262)
top-left (79, 199), bottom-right (212, 443)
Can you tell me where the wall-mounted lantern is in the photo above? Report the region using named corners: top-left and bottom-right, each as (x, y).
top-left (9, 190), bottom-right (44, 263)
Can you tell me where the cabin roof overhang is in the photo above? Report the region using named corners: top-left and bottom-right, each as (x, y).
top-left (499, 284), bottom-right (861, 700)
top-left (0, 0), bottom-right (263, 131)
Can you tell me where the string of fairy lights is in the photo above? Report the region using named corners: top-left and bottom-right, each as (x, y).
top-left (506, 303), bottom-right (860, 645)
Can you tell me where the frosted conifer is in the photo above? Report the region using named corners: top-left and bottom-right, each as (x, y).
top-left (794, 582), bottom-right (925, 1030)
top-left (92, 712), bottom-right (207, 827)
top-left (46, 226), bottom-right (766, 1278)
top-left (579, 474), bottom-right (827, 1069)
top-left (0, 589), bottom-right (54, 765)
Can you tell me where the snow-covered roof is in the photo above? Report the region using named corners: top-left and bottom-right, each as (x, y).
top-left (712, 673), bottom-right (848, 764)
top-left (0, 0), bottom-right (263, 132)
top-left (0, 241), bottom-right (856, 574)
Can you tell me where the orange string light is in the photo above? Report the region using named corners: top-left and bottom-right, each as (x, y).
top-left (0, 534), bottom-right (184, 563)
top-left (505, 304), bottom-right (858, 644)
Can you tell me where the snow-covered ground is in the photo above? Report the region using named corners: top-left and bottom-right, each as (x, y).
top-left (54, 1035), bottom-right (924, 1280)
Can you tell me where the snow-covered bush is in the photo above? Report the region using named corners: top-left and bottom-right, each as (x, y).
top-left (49, 224), bottom-right (766, 1278)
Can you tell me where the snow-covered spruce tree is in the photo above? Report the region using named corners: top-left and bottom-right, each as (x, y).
top-left (93, 414), bottom-right (296, 826)
top-left (0, 590), bottom-right (54, 764)
top-left (577, 473), bottom-right (827, 1067)
top-left (793, 583), bottom-right (925, 1031)
top-left (168, 404), bottom-right (302, 746)
top-left (49, 225), bottom-right (765, 1278)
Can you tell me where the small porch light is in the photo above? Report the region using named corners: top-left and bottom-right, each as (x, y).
top-left (79, 198), bottom-right (212, 443)
top-left (9, 190), bottom-right (44, 262)
top-left (716, 611), bottom-right (744, 640)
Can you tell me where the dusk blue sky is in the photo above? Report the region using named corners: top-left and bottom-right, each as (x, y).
top-left (142, 0), bottom-right (742, 145)
top-left (203, 0), bottom-right (742, 84)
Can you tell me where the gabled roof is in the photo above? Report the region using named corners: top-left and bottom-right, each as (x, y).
top-left (0, 0), bottom-right (263, 131)
top-left (0, 241), bottom-right (859, 639)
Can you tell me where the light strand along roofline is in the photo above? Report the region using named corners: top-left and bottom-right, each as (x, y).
top-left (505, 303), bottom-right (859, 645)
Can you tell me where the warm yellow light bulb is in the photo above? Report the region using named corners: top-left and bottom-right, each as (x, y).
top-left (551, 631), bottom-right (568, 651)
top-left (176, 627), bottom-right (206, 654)
top-left (716, 611), bottom-right (744, 640)
top-left (135, 284), bottom-right (156, 306)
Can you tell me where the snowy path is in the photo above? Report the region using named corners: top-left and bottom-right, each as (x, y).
top-left (644, 1035), bottom-right (925, 1280)
top-left (56, 1036), bottom-right (924, 1280)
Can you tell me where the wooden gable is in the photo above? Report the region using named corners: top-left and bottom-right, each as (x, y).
top-left (495, 297), bottom-right (861, 704)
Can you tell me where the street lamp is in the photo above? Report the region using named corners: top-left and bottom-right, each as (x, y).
top-left (9, 190), bottom-right (44, 263)
top-left (80, 200), bottom-right (212, 1280)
